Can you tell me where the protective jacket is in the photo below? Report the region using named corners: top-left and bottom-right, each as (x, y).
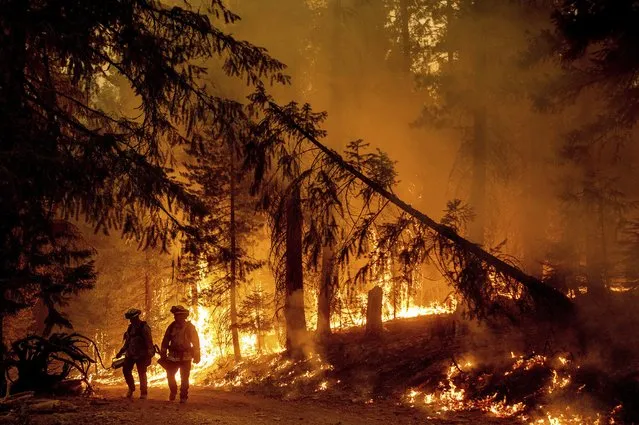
top-left (161, 321), bottom-right (200, 362)
top-left (120, 321), bottom-right (154, 360)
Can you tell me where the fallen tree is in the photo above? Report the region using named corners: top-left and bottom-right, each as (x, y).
top-left (261, 98), bottom-right (573, 319)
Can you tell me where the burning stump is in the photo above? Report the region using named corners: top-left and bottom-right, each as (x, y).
top-left (366, 286), bottom-right (383, 337)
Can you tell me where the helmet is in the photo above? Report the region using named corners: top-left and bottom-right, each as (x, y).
top-left (124, 308), bottom-right (142, 319)
top-left (170, 305), bottom-right (189, 316)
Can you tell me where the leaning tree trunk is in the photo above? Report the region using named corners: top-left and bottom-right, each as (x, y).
top-left (229, 145), bottom-right (242, 361)
top-left (316, 245), bottom-right (334, 338)
top-left (284, 185), bottom-right (307, 358)
top-left (269, 103), bottom-right (573, 317)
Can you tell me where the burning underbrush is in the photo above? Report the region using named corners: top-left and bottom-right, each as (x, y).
top-left (205, 352), bottom-right (339, 400)
top-left (404, 352), bottom-right (634, 424)
top-left (204, 311), bottom-right (639, 424)
top-left (206, 314), bottom-right (466, 403)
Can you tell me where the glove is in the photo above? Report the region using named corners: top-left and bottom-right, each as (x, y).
top-left (116, 350), bottom-right (124, 358)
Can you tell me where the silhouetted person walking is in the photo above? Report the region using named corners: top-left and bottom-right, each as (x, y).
top-left (160, 305), bottom-right (201, 403)
top-left (116, 308), bottom-right (155, 399)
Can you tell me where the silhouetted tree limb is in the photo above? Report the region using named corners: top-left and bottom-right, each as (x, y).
top-left (264, 100), bottom-right (573, 318)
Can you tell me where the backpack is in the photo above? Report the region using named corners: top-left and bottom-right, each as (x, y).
top-left (168, 322), bottom-right (193, 353)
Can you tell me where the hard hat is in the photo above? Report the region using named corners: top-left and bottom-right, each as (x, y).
top-left (124, 308), bottom-right (142, 319)
top-left (170, 305), bottom-right (189, 316)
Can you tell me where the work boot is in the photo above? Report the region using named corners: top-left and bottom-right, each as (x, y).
top-left (169, 392), bottom-right (176, 402)
top-left (139, 393), bottom-right (147, 400)
top-left (125, 389), bottom-right (134, 399)
top-left (179, 397), bottom-right (187, 404)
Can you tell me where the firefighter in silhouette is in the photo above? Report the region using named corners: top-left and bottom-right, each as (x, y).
top-left (160, 305), bottom-right (201, 403)
top-left (116, 308), bottom-right (155, 399)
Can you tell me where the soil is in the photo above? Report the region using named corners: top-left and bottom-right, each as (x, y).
top-left (1, 385), bottom-right (508, 425)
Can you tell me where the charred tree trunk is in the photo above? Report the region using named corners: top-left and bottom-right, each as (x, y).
top-left (284, 186), bottom-right (307, 358)
top-left (229, 145), bottom-right (242, 361)
top-left (366, 286), bottom-right (383, 337)
top-left (317, 246), bottom-right (334, 338)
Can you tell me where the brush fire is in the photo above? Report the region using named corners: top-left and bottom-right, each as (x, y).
top-left (4, 0), bottom-right (639, 423)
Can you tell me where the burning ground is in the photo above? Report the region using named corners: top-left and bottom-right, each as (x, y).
top-left (5, 295), bottom-right (639, 424)
top-left (203, 301), bottom-right (639, 425)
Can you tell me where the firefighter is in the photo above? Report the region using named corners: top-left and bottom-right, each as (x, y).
top-left (160, 305), bottom-right (201, 403)
top-left (116, 308), bottom-right (155, 399)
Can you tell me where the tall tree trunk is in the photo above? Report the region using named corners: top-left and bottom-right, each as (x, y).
top-left (522, 134), bottom-right (544, 278)
top-left (469, 29), bottom-right (487, 244)
top-left (584, 173), bottom-right (606, 298)
top-left (598, 196), bottom-right (609, 289)
top-left (190, 279), bottom-right (198, 313)
top-left (316, 245), bottom-right (334, 338)
top-left (446, 0), bottom-right (454, 64)
top-left (366, 286), bottom-right (383, 337)
top-left (256, 296), bottom-right (264, 353)
top-left (229, 145), bottom-right (242, 361)
top-left (144, 252), bottom-right (152, 320)
top-left (0, 314), bottom-right (5, 396)
top-left (0, 2), bottom-right (27, 396)
top-left (469, 103), bottom-right (487, 244)
top-left (284, 186), bottom-right (307, 358)
top-left (399, 0), bottom-right (411, 74)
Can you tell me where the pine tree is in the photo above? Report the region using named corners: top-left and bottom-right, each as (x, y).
top-left (237, 287), bottom-right (274, 354)
top-left (178, 122), bottom-right (264, 361)
top-left (0, 0), bottom-right (290, 389)
top-left (549, 0), bottom-right (639, 132)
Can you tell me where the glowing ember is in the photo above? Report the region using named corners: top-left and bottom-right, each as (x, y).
top-left (405, 353), bottom-right (620, 424)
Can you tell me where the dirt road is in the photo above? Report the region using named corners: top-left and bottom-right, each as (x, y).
top-left (16, 386), bottom-right (507, 425)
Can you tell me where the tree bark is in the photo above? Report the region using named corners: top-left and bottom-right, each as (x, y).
top-left (270, 103), bottom-right (573, 317)
top-left (366, 286), bottom-right (383, 337)
top-left (144, 252), bottom-right (152, 320)
top-left (284, 186), bottom-right (307, 358)
top-left (399, 0), bottom-right (411, 74)
top-left (469, 102), bottom-right (487, 244)
top-left (0, 314), bottom-right (5, 396)
top-left (316, 246), bottom-right (334, 338)
top-left (229, 143), bottom-right (242, 361)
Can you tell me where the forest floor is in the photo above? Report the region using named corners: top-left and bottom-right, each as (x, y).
top-left (5, 306), bottom-right (639, 424)
top-left (3, 385), bottom-right (508, 425)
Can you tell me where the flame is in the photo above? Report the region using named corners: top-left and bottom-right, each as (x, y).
top-left (406, 353), bottom-right (619, 424)
top-left (608, 285), bottom-right (633, 293)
